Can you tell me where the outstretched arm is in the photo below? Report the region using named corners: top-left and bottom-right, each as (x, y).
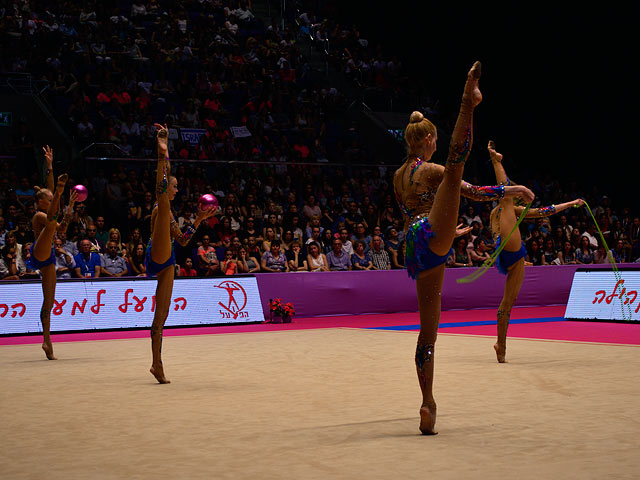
top-left (171, 205), bottom-right (217, 246)
top-left (517, 199), bottom-right (585, 218)
top-left (57, 190), bottom-right (78, 234)
top-left (461, 182), bottom-right (535, 203)
top-left (43, 146), bottom-right (54, 192)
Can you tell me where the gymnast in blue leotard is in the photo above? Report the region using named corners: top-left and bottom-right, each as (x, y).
top-left (488, 141), bottom-right (584, 363)
top-left (30, 146), bottom-right (76, 360)
top-left (146, 124), bottom-right (216, 384)
top-left (392, 62), bottom-right (534, 435)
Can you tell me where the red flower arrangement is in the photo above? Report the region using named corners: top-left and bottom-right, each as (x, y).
top-left (269, 298), bottom-right (295, 322)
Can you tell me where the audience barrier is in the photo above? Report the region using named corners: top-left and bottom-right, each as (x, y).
top-left (1, 265), bottom-right (619, 335)
top-left (254, 265), bottom-right (615, 318)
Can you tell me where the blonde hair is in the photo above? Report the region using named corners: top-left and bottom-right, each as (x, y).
top-left (404, 111), bottom-right (436, 157)
top-left (34, 186), bottom-right (52, 201)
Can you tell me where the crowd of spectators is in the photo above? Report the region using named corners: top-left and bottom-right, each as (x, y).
top-left (1, 0), bottom-right (639, 281)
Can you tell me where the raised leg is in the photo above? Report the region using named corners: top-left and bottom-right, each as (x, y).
top-left (495, 258), bottom-right (525, 362)
top-left (39, 263), bottom-right (57, 360)
top-left (150, 265), bottom-right (174, 383)
top-left (415, 264), bottom-right (445, 435)
top-left (429, 62), bottom-right (482, 255)
top-left (33, 174), bottom-right (67, 262)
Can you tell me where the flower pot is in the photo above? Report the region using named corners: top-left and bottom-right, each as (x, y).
top-left (282, 314), bottom-right (292, 323)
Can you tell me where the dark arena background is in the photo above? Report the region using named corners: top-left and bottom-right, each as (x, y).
top-left (1, 1), bottom-right (638, 479)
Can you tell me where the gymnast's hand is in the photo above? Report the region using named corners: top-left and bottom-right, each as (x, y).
top-left (455, 224), bottom-right (473, 238)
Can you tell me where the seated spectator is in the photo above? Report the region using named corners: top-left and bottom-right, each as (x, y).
top-left (128, 243), bottom-right (146, 276)
top-left (286, 241), bottom-right (308, 271)
top-left (281, 230), bottom-right (294, 252)
top-left (306, 241), bottom-right (329, 272)
top-left (384, 227), bottom-right (401, 254)
top-left (261, 240), bottom-right (289, 272)
top-left (108, 227), bottom-right (126, 256)
top-left (321, 228), bottom-right (334, 254)
top-left (0, 245), bottom-right (20, 280)
top-left (53, 237), bottom-right (75, 279)
top-left (197, 235), bottom-right (220, 276)
top-left (326, 238), bottom-right (352, 271)
top-left (593, 244), bottom-right (612, 264)
top-left (83, 224), bottom-right (105, 253)
top-left (262, 227), bottom-right (277, 253)
top-left (526, 239), bottom-right (544, 266)
top-left (450, 237), bottom-right (472, 268)
top-left (74, 239), bottom-right (102, 277)
top-left (541, 238), bottom-right (558, 265)
top-left (351, 240), bottom-right (373, 270)
top-left (390, 239), bottom-right (406, 269)
top-left (246, 236), bottom-right (262, 260)
top-left (178, 257), bottom-right (198, 277)
top-left (575, 236), bottom-right (594, 264)
top-left (13, 216), bottom-right (35, 245)
top-left (339, 228), bottom-right (354, 256)
top-left (557, 240), bottom-right (578, 265)
top-left (351, 223), bottom-right (372, 254)
top-left (221, 249), bottom-right (238, 275)
top-left (101, 241), bottom-right (129, 277)
top-left (370, 235), bottom-right (391, 270)
top-left (20, 241), bottom-right (40, 279)
top-left (469, 237), bottom-right (491, 267)
top-left (612, 239), bottom-right (627, 263)
top-left (57, 230), bottom-right (78, 257)
top-left (237, 246), bottom-right (261, 274)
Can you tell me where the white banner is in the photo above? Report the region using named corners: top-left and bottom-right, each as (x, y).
top-left (565, 269), bottom-right (640, 322)
top-left (230, 126), bottom-right (252, 138)
top-left (179, 128), bottom-right (207, 145)
top-left (0, 276), bottom-right (264, 335)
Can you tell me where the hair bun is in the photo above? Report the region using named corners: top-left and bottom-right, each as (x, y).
top-left (409, 111), bottom-right (424, 124)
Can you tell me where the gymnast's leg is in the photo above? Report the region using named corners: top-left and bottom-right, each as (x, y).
top-left (495, 258), bottom-right (525, 363)
top-left (494, 197), bottom-right (525, 362)
top-left (415, 264), bottom-right (445, 435)
top-left (149, 125), bottom-right (174, 384)
top-left (413, 62), bottom-right (482, 434)
top-left (34, 174), bottom-right (67, 359)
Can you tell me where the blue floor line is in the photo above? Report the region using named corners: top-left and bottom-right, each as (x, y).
top-left (369, 317), bottom-right (566, 331)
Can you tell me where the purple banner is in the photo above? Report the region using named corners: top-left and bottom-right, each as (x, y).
top-left (255, 265), bottom-right (613, 318)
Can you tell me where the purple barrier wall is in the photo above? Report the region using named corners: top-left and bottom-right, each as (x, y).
top-left (255, 265), bottom-right (612, 318)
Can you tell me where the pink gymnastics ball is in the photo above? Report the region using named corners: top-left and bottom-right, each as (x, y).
top-left (198, 193), bottom-right (218, 211)
top-left (72, 184), bottom-right (88, 202)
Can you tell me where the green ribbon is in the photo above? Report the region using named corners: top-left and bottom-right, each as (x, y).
top-left (457, 203), bottom-right (531, 284)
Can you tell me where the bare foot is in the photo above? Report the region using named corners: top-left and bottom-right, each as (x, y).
top-left (56, 173), bottom-right (68, 193)
top-left (464, 61), bottom-right (482, 107)
top-left (419, 404), bottom-right (438, 435)
top-left (494, 343), bottom-right (507, 363)
top-left (488, 140), bottom-right (503, 163)
top-left (150, 364), bottom-right (171, 384)
top-left (42, 341), bottom-right (57, 360)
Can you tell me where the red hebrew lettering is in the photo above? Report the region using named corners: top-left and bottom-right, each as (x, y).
top-left (151, 295), bottom-right (156, 313)
top-left (133, 295), bottom-right (147, 312)
top-left (119, 289), bottom-right (134, 313)
top-left (91, 289), bottom-right (107, 314)
top-left (593, 291), bottom-right (606, 304)
top-left (0, 304), bottom-right (8, 317)
top-left (624, 291), bottom-right (637, 305)
top-left (10, 303), bottom-right (26, 318)
top-left (605, 280), bottom-right (624, 304)
top-left (173, 297), bottom-right (187, 311)
top-left (636, 302), bottom-right (640, 314)
top-left (71, 299), bottom-right (87, 316)
top-left (52, 299), bottom-right (66, 316)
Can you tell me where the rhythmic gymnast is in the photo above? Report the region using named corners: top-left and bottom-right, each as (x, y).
top-left (30, 146), bottom-right (77, 359)
top-left (147, 125), bottom-right (215, 383)
top-left (488, 141), bottom-right (584, 363)
top-left (393, 62), bottom-right (535, 435)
